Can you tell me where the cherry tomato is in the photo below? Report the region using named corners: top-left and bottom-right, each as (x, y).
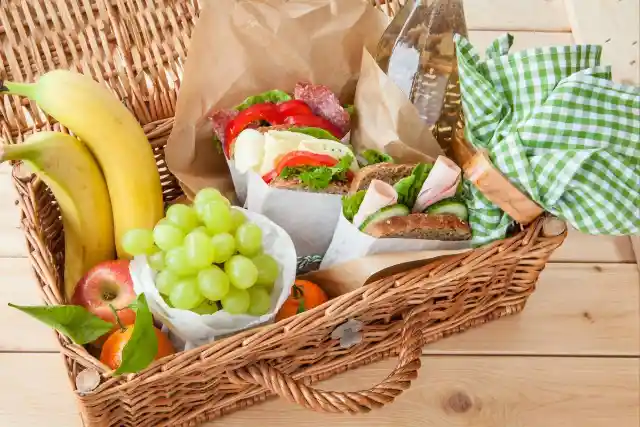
top-left (276, 100), bottom-right (313, 117)
top-left (224, 104), bottom-right (284, 158)
top-left (284, 115), bottom-right (343, 139)
top-left (275, 151), bottom-right (338, 175)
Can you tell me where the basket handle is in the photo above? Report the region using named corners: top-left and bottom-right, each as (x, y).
top-left (227, 305), bottom-right (429, 413)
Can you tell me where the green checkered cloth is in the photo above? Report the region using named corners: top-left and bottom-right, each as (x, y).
top-left (455, 33), bottom-right (640, 246)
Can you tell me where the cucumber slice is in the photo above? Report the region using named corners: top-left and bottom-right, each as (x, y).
top-left (359, 204), bottom-right (410, 231)
top-left (425, 199), bottom-right (469, 221)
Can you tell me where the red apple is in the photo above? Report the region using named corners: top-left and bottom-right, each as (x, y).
top-left (72, 260), bottom-right (137, 327)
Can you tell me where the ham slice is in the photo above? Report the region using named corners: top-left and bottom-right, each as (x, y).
top-left (353, 180), bottom-right (398, 228)
top-left (412, 156), bottom-right (461, 213)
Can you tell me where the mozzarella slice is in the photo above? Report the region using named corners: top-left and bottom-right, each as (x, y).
top-left (412, 156), bottom-right (461, 213)
top-left (233, 129), bottom-right (265, 173)
top-left (259, 131), bottom-right (310, 175)
top-left (352, 180), bottom-right (398, 228)
top-left (298, 139), bottom-right (360, 172)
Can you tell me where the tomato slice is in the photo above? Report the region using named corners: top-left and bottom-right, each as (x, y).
top-left (283, 115), bottom-right (344, 139)
top-left (275, 151), bottom-right (338, 175)
top-left (224, 103), bottom-right (284, 158)
top-left (277, 100), bottom-right (313, 117)
top-left (262, 170), bottom-right (278, 184)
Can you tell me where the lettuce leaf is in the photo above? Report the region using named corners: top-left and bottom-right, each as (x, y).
top-left (289, 127), bottom-right (340, 141)
top-left (280, 154), bottom-right (353, 190)
top-left (344, 104), bottom-right (356, 117)
top-left (394, 163), bottom-right (432, 207)
top-left (342, 190), bottom-right (366, 222)
top-left (235, 90), bottom-right (292, 111)
top-left (359, 149), bottom-right (394, 166)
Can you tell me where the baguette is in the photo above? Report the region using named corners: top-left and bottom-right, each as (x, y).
top-left (269, 176), bottom-right (350, 194)
top-left (362, 213), bottom-right (471, 240)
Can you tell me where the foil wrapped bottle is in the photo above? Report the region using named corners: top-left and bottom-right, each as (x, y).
top-left (376, 0), bottom-right (468, 162)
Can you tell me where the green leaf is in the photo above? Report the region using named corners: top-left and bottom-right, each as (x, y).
top-left (235, 90), bottom-right (292, 111)
top-left (359, 149), bottom-right (394, 166)
top-left (342, 190), bottom-right (366, 222)
top-left (279, 154), bottom-right (354, 191)
top-left (344, 104), bottom-right (356, 117)
top-left (289, 127), bottom-right (340, 141)
top-left (394, 163), bottom-right (433, 207)
top-left (115, 293), bottom-right (158, 375)
top-left (8, 303), bottom-right (113, 345)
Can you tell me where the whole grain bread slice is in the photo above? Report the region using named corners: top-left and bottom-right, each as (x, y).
top-left (362, 213), bottom-right (471, 240)
top-left (350, 163), bottom-right (417, 192)
top-left (269, 177), bottom-right (350, 195)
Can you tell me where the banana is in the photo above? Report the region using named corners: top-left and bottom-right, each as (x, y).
top-left (1, 70), bottom-right (164, 258)
top-left (0, 132), bottom-right (115, 299)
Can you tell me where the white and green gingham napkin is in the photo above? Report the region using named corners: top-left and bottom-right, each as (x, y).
top-left (455, 33), bottom-right (640, 245)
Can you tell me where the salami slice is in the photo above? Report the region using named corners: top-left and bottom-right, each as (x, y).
top-left (294, 82), bottom-right (350, 133)
top-left (209, 109), bottom-right (238, 143)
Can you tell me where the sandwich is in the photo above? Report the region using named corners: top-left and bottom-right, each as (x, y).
top-left (209, 82), bottom-right (352, 160)
top-left (341, 156), bottom-right (472, 240)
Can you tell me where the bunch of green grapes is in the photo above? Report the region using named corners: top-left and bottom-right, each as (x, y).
top-left (122, 188), bottom-right (279, 316)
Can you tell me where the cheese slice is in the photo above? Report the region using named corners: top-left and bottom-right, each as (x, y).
top-left (258, 131), bottom-right (309, 175)
top-left (353, 180), bottom-right (398, 228)
top-left (412, 156), bottom-right (461, 213)
top-left (233, 129), bottom-right (265, 173)
top-left (298, 139), bottom-right (359, 172)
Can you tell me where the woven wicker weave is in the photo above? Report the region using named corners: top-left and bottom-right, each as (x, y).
top-left (1, 1), bottom-right (567, 426)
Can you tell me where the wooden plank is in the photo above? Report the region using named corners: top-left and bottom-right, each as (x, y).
top-left (0, 259), bottom-right (59, 352)
top-left (2, 260), bottom-right (637, 356)
top-left (0, 354), bottom-right (636, 427)
top-left (552, 228), bottom-right (635, 263)
top-left (469, 30), bottom-right (573, 52)
top-left (565, 0), bottom-right (640, 85)
top-left (0, 174), bottom-right (27, 258)
top-left (465, 0), bottom-right (571, 32)
top-left (426, 263), bottom-right (639, 356)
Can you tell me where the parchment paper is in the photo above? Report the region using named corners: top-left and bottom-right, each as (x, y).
top-left (246, 171), bottom-right (342, 257)
top-left (165, 0), bottom-right (389, 199)
top-left (320, 213), bottom-right (471, 269)
top-left (131, 208), bottom-right (297, 350)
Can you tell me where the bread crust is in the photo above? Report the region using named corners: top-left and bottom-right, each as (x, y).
top-left (363, 213), bottom-right (471, 240)
top-left (349, 163), bottom-right (417, 192)
top-left (269, 177), bottom-right (350, 194)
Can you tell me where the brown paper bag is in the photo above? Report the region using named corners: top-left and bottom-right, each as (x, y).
top-left (165, 0), bottom-right (389, 199)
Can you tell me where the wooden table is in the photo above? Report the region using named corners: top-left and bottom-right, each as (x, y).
top-left (0, 1), bottom-right (638, 426)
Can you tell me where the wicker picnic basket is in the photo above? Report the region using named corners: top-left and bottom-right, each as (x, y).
top-left (2, 0), bottom-right (568, 426)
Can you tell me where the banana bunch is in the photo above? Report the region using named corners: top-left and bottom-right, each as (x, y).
top-left (1, 70), bottom-right (164, 299)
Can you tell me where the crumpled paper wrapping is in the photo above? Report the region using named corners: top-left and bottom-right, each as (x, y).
top-left (131, 208), bottom-right (297, 350)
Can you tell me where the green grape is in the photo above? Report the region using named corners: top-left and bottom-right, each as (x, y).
top-left (191, 300), bottom-right (219, 315)
top-left (166, 204), bottom-right (201, 233)
top-left (202, 201), bottom-right (233, 235)
top-left (251, 254), bottom-right (279, 288)
top-left (221, 288), bottom-right (250, 315)
top-left (165, 246), bottom-right (196, 276)
top-left (229, 210), bottom-right (247, 234)
top-left (153, 222), bottom-right (185, 251)
top-left (211, 232), bottom-right (236, 263)
top-left (184, 231), bottom-right (215, 268)
top-left (247, 287), bottom-right (271, 316)
top-left (198, 266), bottom-right (230, 300)
top-left (122, 228), bottom-right (155, 256)
top-left (235, 222), bottom-right (262, 256)
top-left (147, 249), bottom-right (166, 271)
top-left (192, 226), bottom-right (210, 238)
top-left (169, 277), bottom-right (205, 310)
top-left (156, 269), bottom-right (179, 296)
top-left (194, 188), bottom-right (230, 219)
top-left (224, 255), bottom-right (258, 289)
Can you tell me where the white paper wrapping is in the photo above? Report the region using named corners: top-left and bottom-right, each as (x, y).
top-left (320, 213), bottom-right (472, 270)
top-left (226, 159), bottom-right (248, 206)
top-left (131, 207), bottom-right (297, 350)
top-left (246, 171), bottom-right (343, 257)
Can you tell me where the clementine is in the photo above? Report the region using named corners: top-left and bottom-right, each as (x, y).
top-left (100, 325), bottom-right (175, 370)
top-left (275, 279), bottom-right (328, 322)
